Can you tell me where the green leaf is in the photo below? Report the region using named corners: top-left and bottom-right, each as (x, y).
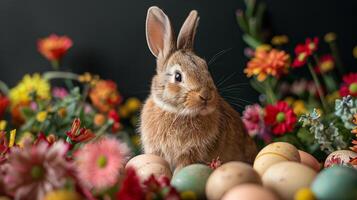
top-left (250, 78), bottom-right (265, 93)
top-left (245, 0), bottom-right (256, 19)
top-left (297, 127), bottom-right (314, 145)
top-left (236, 11), bottom-right (249, 33)
top-left (21, 107), bottom-right (35, 119)
top-left (243, 34), bottom-right (263, 49)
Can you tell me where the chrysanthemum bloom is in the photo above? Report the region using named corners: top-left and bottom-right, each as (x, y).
top-left (75, 137), bottom-right (130, 190)
top-left (37, 34), bottom-right (72, 62)
top-left (264, 101), bottom-right (297, 135)
top-left (339, 73), bottom-right (357, 97)
top-left (244, 48), bottom-right (290, 81)
top-left (292, 37), bottom-right (319, 68)
top-left (89, 80), bottom-right (122, 113)
top-left (314, 54), bottom-right (334, 74)
top-left (3, 140), bottom-right (70, 200)
top-left (0, 93), bottom-right (9, 119)
top-left (9, 73), bottom-right (50, 107)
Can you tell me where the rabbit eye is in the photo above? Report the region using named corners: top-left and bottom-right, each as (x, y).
top-left (174, 71), bottom-right (182, 82)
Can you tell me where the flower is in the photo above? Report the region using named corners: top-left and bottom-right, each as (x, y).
top-left (271, 35), bottom-right (289, 46)
top-left (292, 100), bottom-right (308, 116)
top-left (9, 73), bottom-right (50, 107)
top-left (125, 97), bottom-right (142, 113)
top-left (108, 109), bottom-right (121, 132)
top-left (117, 167), bottom-right (144, 200)
top-left (89, 80), bottom-right (122, 113)
top-left (264, 101), bottom-right (297, 135)
top-left (244, 48), bottom-right (290, 81)
top-left (37, 34), bottom-right (72, 62)
top-left (66, 118), bottom-right (95, 144)
top-left (0, 93), bottom-right (9, 119)
top-left (340, 73), bottom-right (357, 97)
top-left (3, 140), bottom-right (70, 200)
top-left (314, 54), bottom-right (334, 74)
top-left (242, 104), bottom-right (264, 137)
top-left (353, 46), bottom-right (357, 59)
top-left (74, 137), bottom-right (130, 190)
top-left (94, 114), bottom-right (106, 126)
top-left (52, 87), bottom-right (68, 99)
top-left (36, 111), bottom-right (48, 122)
top-left (44, 189), bottom-right (82, 200)
top-left (324, 32), bottom-right (336, 43)
top-left (292, 37), bottom-right (319, 68)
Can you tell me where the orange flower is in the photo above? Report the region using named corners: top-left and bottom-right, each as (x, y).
top-left (89, 80), bottom-right (122, 113)
top-left (244, 48), bottom-right (290, 81)
top-left (37, 34), bottom-right (73, 62)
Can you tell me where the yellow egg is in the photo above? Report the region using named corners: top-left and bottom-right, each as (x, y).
top-left (125, 154), bottom-right (172, 181)
top-left (254, 142), bottom-right (300, 176)
top-left (262, 161), bottom-right (317, 200)
top-left (222, 184), bottom-right (279, 200)
top-left (206, 162), bottom-right (261, 200)
top-left (298, 150), bottom-right (321, 171)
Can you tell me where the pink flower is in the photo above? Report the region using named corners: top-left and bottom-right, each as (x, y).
top-left (75, 137), bottom-right (130, 190)
top-left (52, 87), bottom-right (69, 99)
top-left (242, 104), bottom-right (271, 142)
top-left (3, 140), bottom-right (70, 200)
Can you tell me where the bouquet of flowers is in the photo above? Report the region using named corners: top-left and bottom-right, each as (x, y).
top-left (237, 0), bottom-right (357, 162)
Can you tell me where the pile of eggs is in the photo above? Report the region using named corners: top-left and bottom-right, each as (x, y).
top-left (125, 142), bottom-right (357, 200)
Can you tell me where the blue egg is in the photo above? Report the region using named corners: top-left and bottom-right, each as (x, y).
top-left (311, 166), bottom-right (357, 200)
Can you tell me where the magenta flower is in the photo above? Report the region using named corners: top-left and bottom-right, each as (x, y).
top-left (74, 137), bottom-right (130, 190)
top-left (3, 140), bottom-right (70, 200)
top-left (52, 87), bottom-right (69, 99)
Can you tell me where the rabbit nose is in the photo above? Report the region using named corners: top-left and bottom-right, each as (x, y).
top-left (199, 89), bottom-right (211, 102)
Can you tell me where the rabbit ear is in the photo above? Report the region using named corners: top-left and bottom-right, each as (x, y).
top-left (146, 6), bottom-right (176, 59)
top-left (177, 10), bottom-right (199, 50)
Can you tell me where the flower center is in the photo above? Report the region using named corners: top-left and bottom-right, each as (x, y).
top-left (349, 83), bottom-right (357, 94)
top-left (298, 53), bottom-right (307, 61)
top-left (97, 155), bottom-right (107, 168)
top-left (31, 165), bottom-right (44, 180)
top-left (276, 112), bottom-right (286, 123)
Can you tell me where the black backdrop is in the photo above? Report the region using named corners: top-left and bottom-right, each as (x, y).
top-left (0, 0), bottom-right (356, 111)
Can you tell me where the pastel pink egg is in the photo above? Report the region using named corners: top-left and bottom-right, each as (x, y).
top-left (299, 150), bottom-right (321, 171)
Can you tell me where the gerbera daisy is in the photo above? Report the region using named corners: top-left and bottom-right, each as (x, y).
top-left (292, 37), bottom-right (319, 68)
top-left (3, 140), bottom-right (70, 200)
top-left (264, 101), bottom-right (297, 135)
top-left (244, 48), bottom-right (290, 81)
top-left (339, 73), bottom-right (357, 97)
top-left (75, 137), bottom-right (130, 190)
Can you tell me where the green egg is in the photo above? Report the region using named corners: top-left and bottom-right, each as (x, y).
top-left (311, 166), bottom-right (357, 200)
top-left (171, 164), bottom-right (213, 199)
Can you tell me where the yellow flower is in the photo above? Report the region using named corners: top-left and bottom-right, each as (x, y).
top-left (294, 188), bottom-right (316, 200)
top-left (292, 100), bottom-right (307, 116)
top-left (9, 129), bottom-right (16, 147)
top-left (44, 189), bottom-right (82, 200)
top-left (256, 44), bottom-right (272, 51)
top-left (118, 105), bottom-right (130, 118)
top-left (9, 73), bottom-right (50, 107)
top-left (36, 111), bottom-right (48, 122)
top-left (324, 32), bottom-right (336, 43)
top-left (271, 35), bottom-right (289, 46)
top-left (125, 97), bottom-right (141, 112)
top-left (353, 46), bottom-right (357, 59)
top-left (284, 97), bottom-right (295, 106)
top-left (0, 120), bottom-right (7, 131)
top-left (17, 132), bottom-right (34, 148)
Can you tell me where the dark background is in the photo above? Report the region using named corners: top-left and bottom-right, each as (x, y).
top-left (0, 0), bottom-right (356, 111)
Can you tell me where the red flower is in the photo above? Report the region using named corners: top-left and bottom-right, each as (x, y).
top-left (0, 93), bottom-right (9, 119)
top-left (108, 109), bottom-right (121, 132)
top-left (292, 37), bottom-right (319, 68)
top-left (314, 54), bottom-right (334, 74)
top-left (117, 167), bottom-right (144, 200)
top-left (66, 118), bottom-right (95, 143)
top-left (264, 101), bottom-right (297, 135)
top-left (37, 34), bottom-right (73, 62)
top-left (340, 73), bottom-right (357, 97)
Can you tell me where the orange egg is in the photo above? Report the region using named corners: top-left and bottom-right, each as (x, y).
top-left (299, 150), bottom-right (321, 171)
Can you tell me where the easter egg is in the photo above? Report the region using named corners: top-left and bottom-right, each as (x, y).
top-left (262, 161), bottom-right (317, 200)
top-left (125, 154), bottom-right (172, 181)
top-left (312, 166), bottom-right (357, 200)
top-left (254, 142), bottom-right (300, 176)
top-left (324, 150), bottom-right (357, 168)
top-left (298, 150), bottom-right (321, 171)
top-left (222, 184), bottom-right (279, 200)
top-left (171, 164), bottom-right (213, 199)
top-left (206, 162), bottom-right (261, 200)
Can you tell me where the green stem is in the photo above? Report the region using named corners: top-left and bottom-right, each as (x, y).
top-left (264, 78), bottom-right (277, 104)
top-left (328, 42), bottom-right (344, 76)
top-left (50, 60), bottom-right (60, 70)
top-left (42, 71), bottom-right (79, 81)
top-left (94, 120), bottom-right (114, 140)
top-left (313, 54), bottom-right (337, 92)
top-left (307, 61), bottom-right (328, 111)
top-left (0, 80), bottom-right (9, 95)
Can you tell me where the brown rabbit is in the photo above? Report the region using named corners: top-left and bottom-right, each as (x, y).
top-left (140, 6), bottom-right (257, 171)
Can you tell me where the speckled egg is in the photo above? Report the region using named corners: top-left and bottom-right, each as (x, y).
top-left (312, 166), bottom-right (357, 200)
top-left (254, 142), bottom-right (301, 176)
top-left (222, 184), bottom-right (279, 200)
top-left (262, 161), bottom-right (317, 200)
top-left (324, 150), bottom-right (357, 168)
top-left (206, 162), bottom-right (261, 200)
top-left (171, 164), bottom-right (213, 199)
top-left (298, 150), bottom-right (321, 171)
top-left (125, 154), bottom-right (172, 181)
